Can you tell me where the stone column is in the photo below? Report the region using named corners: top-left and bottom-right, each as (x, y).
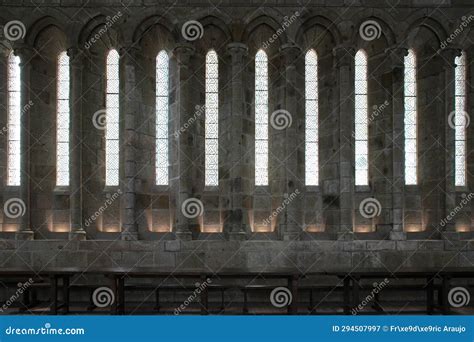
top-left (15, 45), bottom-right (34, 240)
top-left (119, 45), bottom-right (140, 240)
top-left (68, 47), bottom-right (86, 240)
top-left (333, 45), bottom-right (355, 237)
top-left (439, 48), bottom-right (461, 233)
top-left (386, 46), bottom-right (408, 240)
top-left (278, 43), bottom-right (303, 240)
top-left (225, 42), bottom-right (249, 240)
top-left (172, 44), bottom-right (195, 240)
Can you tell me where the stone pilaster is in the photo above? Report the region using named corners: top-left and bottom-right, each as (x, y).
top-left (68, 47), bottom-right (86, 240)
top-left (278, 43), bottom-right (303, 240)
top-left (333, 45), bottom-right (355, 238)
top-left (386, 46), bottom-right (408, 240)
top-left (439, 48), bottom-right (462, 234)
top-left (225, 42), bottom-right (249, 240)
top-left (119, 45), bottom-right (140, 240)
top-left (172, 44), bottom-right (195, 241)
top-left (14, 45), bottom-right (34, 240)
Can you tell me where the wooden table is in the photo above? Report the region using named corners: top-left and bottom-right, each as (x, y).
top-left (85, 267), bottom-right (304, 315)
top-left (0, 268), bottom-right (80, 314)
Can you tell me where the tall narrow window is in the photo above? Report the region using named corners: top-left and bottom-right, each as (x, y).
top-left (305, 50), bottom-right (319, 186)
top-left (7, 52), bottom-right (21, 186)
top-left (205, 50), bottom-right (218, 186)
top-left (255, 50), bottom-right (268, 186)
top-left (404, 49), bottom-right (417, 185)
top-left (156, 50), bottom-right (169, 185)
top-left (455, 52), bottom-right (467, 187)
top-left (354, 50), bottom-right (368, 186)
top-left (56, 51), bottom-right (70, 186)
top-left (105, 49), bottom-right (119, 186)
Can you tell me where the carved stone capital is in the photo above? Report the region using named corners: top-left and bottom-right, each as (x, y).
top-left (385, 46), bottom-right (408, 69)
top-left (332, 45), bottom-right (355, 67)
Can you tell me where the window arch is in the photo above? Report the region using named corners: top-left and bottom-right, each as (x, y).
top-left (404, 49), bottom-right (417, 185)
top-left (255, 49), bottom-right (268, 186)
top-left (7, 51), bottom-right (21, 186)
top-left (205, 50), bottom-right (219, 186)
top-left (56, 51), bottom-right (70, 186)
top-left (454, 51), bottom-right (467, 187)
top-left (354, 50), bottom-right (368, 186)
top-left (156, 50), bottom-right (169, 185)
top-left (305, 49), bottom-right (319, 186)
top-left (105, 49), bottom-right (120, 186)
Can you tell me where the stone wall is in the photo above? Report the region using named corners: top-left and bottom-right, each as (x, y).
top-left (0, 0), bottom-right (473, 271)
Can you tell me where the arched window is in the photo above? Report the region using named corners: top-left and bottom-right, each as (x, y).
top-left (404, 49), bottom-right (417, 185)
top-left (205, 50), bottom-right (219, 186)
top-left (354, 50), bottom-right (368, 186)
top-left (156, 50), bottom-right (169, 185)
top-left (454, 52), bottom-right (467, 187)
top-left (56, 51), bottom-right (70, 186)
top-left (305, 49), bottom-right (319, 186)
top-left (7, 52), bottom-right (21, 186)
top-left (255, 50), bottom-right (268, 186)
top-left (105, 49), bottom-right (120, 186)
